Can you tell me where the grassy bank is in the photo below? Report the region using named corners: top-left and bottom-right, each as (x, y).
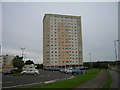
top-left (103, 70), bottom-right (112, 88)
top-left (27, 69), bottom-right (100, 89)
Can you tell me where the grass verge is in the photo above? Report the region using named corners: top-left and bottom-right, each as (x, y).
top-left (115, 70), bottom-right (120, 73)
top-left (102, 69), bottom-right (112, 88)
top-left (26, 69), bottom-right (100, 89)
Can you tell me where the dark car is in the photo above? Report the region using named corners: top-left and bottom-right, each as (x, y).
top-left (3, 70), bottom-right (15, 75)
top-left (80, 67), bottom-right (90, 70)
top-left (72, 69), bottom-right (85, 74)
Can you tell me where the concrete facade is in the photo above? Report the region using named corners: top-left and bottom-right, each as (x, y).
top-left (43, 14), bottom-right (83, 69)
top-left (2, 55), bottom-right (16, 71)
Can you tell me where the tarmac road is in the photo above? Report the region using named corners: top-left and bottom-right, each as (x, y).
top-left (109, 70), bottom-right (118, 88)
top-left (2, 69), bottom-right (73, 88)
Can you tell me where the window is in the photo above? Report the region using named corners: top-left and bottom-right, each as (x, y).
top-left (55, 48), bottom-right (57, 50)
top-left (46, 51), bottom-right (49, 53)
top-left (55, 61), bottom-right (57, 63)
top-left (66, 61), bottom-right (69, 63)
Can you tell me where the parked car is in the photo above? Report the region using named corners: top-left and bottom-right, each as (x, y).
top-left (63, 67), bottom-right (74, 74)
top-left (65, 68), bottom-right (73, 74)
top-left (21, 69), bottom-right (39, 75)
top-left (3, 70), bottom-right (15, 75)
top-left (72, 69), bottom-right (85, 74)
top-left (51, 67), bottom-right (60, 71)
top-left (60, 68), bottom-right (65, 72)
top-left (80, 67), bottom-right (90, 70)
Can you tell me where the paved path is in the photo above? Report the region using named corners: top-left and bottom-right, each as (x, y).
top-left (109, 70), bottom-right (118, 88)
top-left (74, 70), bottom-right (107, 88)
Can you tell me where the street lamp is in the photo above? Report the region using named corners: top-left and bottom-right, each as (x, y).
top-left (114, 40), bottom-right (119, 66)
top-left (21, 47), bottom-right (25, 60)
top-left (89, 53), bottom-right (92, 67)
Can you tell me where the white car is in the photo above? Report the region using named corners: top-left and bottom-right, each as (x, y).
top-left (21, 69), bottom-right (39, 75)
top-left (65, 67), bottom-right (73, 74)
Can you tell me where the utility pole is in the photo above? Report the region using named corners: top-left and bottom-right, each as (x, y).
top-left (89, 53), bottom-right (92, 67)
top-left (21, 47), bottom-right (25, 61)
top-left (114, 40), bottom-right (119, 66)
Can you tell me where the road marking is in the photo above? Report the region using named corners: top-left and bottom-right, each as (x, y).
top-left (3, 82), bottom-right (42, 88)
top-left (3, 85), bottom-right (23, 88)
top-left (45, 79), bottom-right (57, 84)
top-left (23, 82), bottom-right (42, 86)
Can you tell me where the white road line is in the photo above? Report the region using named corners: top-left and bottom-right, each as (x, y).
top-left (3, 85), bottom-right (23, 88)
top-left (23, 82), bottom-right (42, 86)
top-left (45, 80), bottom-right (56, 84)
top-left (3, 82), bottom-right (42, 88)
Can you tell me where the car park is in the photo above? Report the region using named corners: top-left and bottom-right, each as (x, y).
top-left (21, 69), bottom-right (39, 75)
top-left (60, 68), bottom-right (65, 72)
top-left (3, 70), bottom-right (16, 75)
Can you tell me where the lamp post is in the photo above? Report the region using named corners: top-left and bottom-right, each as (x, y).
top-left (89, 53), bottom-right (92, 67)
top-left (114, 40), bottom-right (119, 66)
top-left (21, 48), bottom-right (25, 60)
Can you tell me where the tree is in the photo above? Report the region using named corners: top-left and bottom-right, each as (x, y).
top-left (25, 60), bottom-right (34, 65)
top-left (12, 55), bottom-right (24, 71)
top-left (35, 64), bottom-right (43, 69)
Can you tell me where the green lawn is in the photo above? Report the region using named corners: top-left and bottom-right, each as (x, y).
top-left (117, 70), bottom-right (120, 73)
top-left (115, 70), bottom-right (120, 73)
top-left (102, 69), bottom-right (112, 88)
top-left (27, 69), bottom-right (100, 89)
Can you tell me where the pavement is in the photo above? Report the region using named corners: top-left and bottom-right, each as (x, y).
top-left (2, 69), bottom-right (73, 88)
top-left (74, 69), bottom-right (107, 88)
top-left (109, 70), bottom-right (118, 88)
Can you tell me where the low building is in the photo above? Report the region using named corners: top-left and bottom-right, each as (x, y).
top-left (2, 54), bottom-right (16, 71)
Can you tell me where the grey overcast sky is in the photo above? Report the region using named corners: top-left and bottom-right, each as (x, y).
top-left (2, 2), bottom-right (118, 64)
